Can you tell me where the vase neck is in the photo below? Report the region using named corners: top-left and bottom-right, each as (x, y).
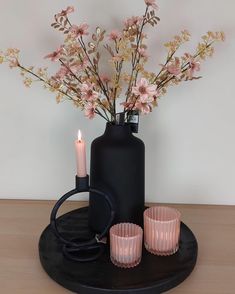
top-left (104, 123), bottom-right (132, 138)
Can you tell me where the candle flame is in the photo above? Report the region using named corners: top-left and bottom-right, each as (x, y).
top-left (78, 130), bottom-right (82, 141)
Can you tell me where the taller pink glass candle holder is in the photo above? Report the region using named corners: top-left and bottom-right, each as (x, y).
top-left (144, 206), bottom-right (181, 256)
top-left (110, 223), bottom-right (143, 268)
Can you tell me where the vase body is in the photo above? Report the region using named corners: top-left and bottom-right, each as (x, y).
top-left (89, 123), bottom-right (145, 233)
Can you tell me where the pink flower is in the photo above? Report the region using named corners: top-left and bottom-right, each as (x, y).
top-left (138, 48), bottom-right (148, 58)
top-left (66, 6), bottom-right (75, 14)
top-left (124, 16), bottom-right (143, 29)
top-left (108, 30), bottom-right (122, 41)
top-left (130, 78), bottom-right (159, 114)
top-left (121, 101), bottom-right (135, 110)
top-left (56, 6), bottom-right (74, 17)
top-left (135, 101), bottom-right (153, 114)
top-left (132, 78), bottom-right (158, 100)
top-left (134, 91), bottom-right (160, 114)
top-left (44, 46), bottom-right (63, 62)
top-left (144, 0), bottom-right (158, 10)
top-left (69, 23), bottom-right (89, 38)
top-left (166, 58), bottom-right (181, 76)
top-left (81, 82), bottom-right (99, 102)
top-left (84, 102), bottom-right (96, 119)
top-left (184, 54), bottom-right (200, 78)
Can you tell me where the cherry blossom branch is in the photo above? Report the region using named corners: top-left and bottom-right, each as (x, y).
top-left (152, 50), bottom-right (177, 84)
top-left (18, 64), bottom-right (109, 121)
top-left (78, 37), bottom-right (115, 118)
top-left (112, 60), bottom-right (124, 116)
top-left (125, 7), bottom-right (149, 101)
top-left (155, 40), bottom-right (216, 91)
top-left (0, 3), bottom-right (224, 121)
top-left (62, 17), bottom-right (114, 119)
top-left (59, 58), bottom-right (82, 83)
top-left (17, 64), bottom-right (76, 101)
top-left (95, 109), bottom-right (109, 121)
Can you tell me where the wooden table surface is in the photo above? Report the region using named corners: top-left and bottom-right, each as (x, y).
top-left (0, 200), bottom-right (234, 294)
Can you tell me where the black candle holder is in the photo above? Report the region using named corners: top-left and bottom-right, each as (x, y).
top-left (50, 175), bottom-right (115, 262)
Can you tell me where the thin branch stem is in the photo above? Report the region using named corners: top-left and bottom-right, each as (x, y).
top-left (125, 7), bottom-right (149, 101)
top-left (95, 109), bottom-right (109, 121)
top-left (65, 17), bottom-right (114, 118)
top-left (59, 58), bottom-right (82, 83)
top-left (152, 50), bottom-right (177, 84)
top-left (156, 41), bottom-right (215, 90)
top-left (18, 64), bottom-right (77, 101)
top-left (79, 37), bottom-right (114, 114)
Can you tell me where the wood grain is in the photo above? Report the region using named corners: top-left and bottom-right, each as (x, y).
top-left (0, 200), bottom-right (234, 294)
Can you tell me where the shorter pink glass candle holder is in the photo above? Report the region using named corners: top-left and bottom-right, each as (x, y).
top-left (109, 223), bottom-right (143, 268)
top-left (144, 206), bottom-right (181, 256)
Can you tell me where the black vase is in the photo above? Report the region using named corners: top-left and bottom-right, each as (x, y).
top-left (89, 122), bottom-right (145, 233)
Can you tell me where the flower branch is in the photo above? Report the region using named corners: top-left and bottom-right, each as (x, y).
top-left (0, 1), bottom-right (224, 122)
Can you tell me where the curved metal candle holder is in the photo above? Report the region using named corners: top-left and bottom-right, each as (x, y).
top-left (50, 175), bottom-right (115, 262)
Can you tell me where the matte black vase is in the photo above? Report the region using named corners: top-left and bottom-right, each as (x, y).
top-left (89, 122), bottom-right (145, 233)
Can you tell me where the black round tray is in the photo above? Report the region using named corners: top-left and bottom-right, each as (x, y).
top-left (39, 207), bottom-right (198, 294)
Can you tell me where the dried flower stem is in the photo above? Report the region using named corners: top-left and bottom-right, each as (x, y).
top-left (18, 64), bottom-right (75, 101)
top-left (79, 37), bottom-right (115, 118)
top-left (126, 7), bottom-right (149, 101)
top-left (59, 58), bottom-right (82, 83)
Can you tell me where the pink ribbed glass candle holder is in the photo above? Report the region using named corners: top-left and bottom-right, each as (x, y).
top-left (144, 206), bottom-right (181, 256)
top-left (109, 223), bottom-right (143, 268)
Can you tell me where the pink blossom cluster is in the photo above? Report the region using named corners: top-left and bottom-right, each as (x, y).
top-left (69, 24), bottom-right (89, 38)
top-left (124, 16), bottom-right (143, 30)
top-left (108, 30), bottom-right (122, 41)
top-left (184, 54), bottom-right (200, 78)
top-left (44, 46), bottom-right (64, 62)
top-left (123, 78), bottom-right (159, 114)
top-left (81, 83), bottom-right (99, 118)
top-left (0, 0), bottom-right (224, 122)
top-left (145, 0), bottom-right (158, 10)
top-left (56, 6), bottom-right (74, 18)
top-left (166, 54), bottom-right (200, 79)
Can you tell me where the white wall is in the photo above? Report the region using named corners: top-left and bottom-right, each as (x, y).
top-left (0, 0), bottom-right (234, 204)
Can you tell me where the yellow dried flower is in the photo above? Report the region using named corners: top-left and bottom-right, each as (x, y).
top-left (165, 30), bottom-right (191, 53)
top-left (161, 88), bottom-right (167, 95)
top-left (181, 30), bottom-right (191, 41)
top-left (152, 99), bottom-right (158, 107)
top-left (220, 31), bottom-right (226, 42)
top-left (207, 46), bottom-right (214, 57)
top-left (37, 67), bottom-right (47, 78)
top-left (56, 93), bottom-right (63, 103)
top-left (122, 73), bottom-right (131, 82)
top-left (141, 70), bottom-right (152, 80)
top-left (23, 77), bottom-right (32, 87)
top-left (215, 31), bottom-right (225, 42)
top-left (73, 100), bottom-right (80, 108)
top-left (101, 99), bottom-right (110, 109)
top-left (6, 48), bottom-right (19, 57)
top-left (174, 35), bottom-right (182, 43)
